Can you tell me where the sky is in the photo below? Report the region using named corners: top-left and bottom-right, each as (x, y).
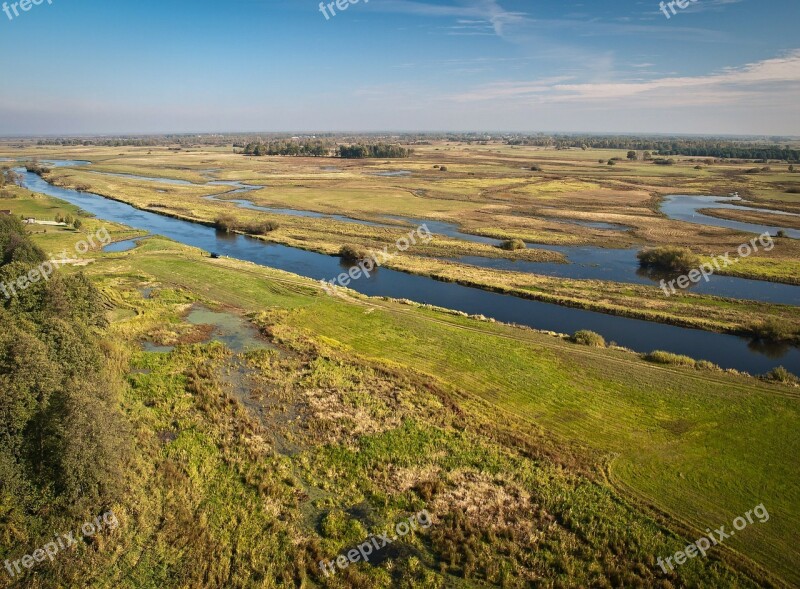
top-left (0, 0), bottom-right (798, 135)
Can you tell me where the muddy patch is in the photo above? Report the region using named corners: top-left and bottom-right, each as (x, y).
top-left (186, 305), bottom-right (274, 352)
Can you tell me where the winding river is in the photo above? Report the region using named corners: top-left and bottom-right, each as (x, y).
top-left (661, 195), bottom-right (800, 239)
top-left (75, 167), bottom-right (800, 305)
top-left (15, 163), bottom-right (800, 374)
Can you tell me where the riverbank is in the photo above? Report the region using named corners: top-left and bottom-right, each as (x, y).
top-left (37, 168), bottom-right (800, 347)
top-left (3, 181), bottom-right (798, 586)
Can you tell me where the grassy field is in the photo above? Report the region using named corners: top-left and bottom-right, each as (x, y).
top-left (3, 143), bottom-right (799, 343)
top-left (2, 182), bottom-right (797, 586)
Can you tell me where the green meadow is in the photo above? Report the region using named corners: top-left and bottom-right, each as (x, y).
top-left (1, 144), bottom-right (798, 587)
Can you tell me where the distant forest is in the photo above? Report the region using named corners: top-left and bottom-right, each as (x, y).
top-left (239, 141), bottom-right (412, 159)
top-left (21, 132), bottom-right (799, 161)
top-left (336, 143), bottom-right (412, 158)
top-left (239, 139), bottom-right (331, 157)
top-left (505, 135), bottom-right (800, 161)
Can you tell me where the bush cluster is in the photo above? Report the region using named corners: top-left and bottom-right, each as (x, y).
top-left (571, 330), bottom-right (606, 347)
top-left (214, 215), bottom-right (279, 235)
top-left (499, 238), bottom-right (525, 251)
top-left (637, 246), bottom-right (700, 273)
top-left (339, 244), bottom-right (371, 262)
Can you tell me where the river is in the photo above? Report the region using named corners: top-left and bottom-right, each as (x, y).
top-left (16, 163), bottom-right (800, 374)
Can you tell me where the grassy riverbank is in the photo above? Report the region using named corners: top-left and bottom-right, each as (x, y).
top-left (4, 154), bottom-right (800, 341)
top-left (1, 185), bottom-right (797, 586)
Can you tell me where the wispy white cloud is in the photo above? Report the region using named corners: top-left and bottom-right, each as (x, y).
top-left (683, 0), bottom-right (747, 13)
top-left (372, 0), bottom-right (527, 37)
top-left (452, 50), bottom-right (800, 108)
top-left (371, 0), bottom-right (729, 42)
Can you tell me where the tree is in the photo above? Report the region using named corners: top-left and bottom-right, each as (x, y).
top-left (627, 150), bottom-right (637, 161)
top-left (3, 169), bottom-right (22, 187)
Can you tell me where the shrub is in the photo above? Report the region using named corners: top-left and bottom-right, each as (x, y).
top-left (571, 330), bottom-right (606, 348)
top-left (439, 166), bottom-right (448, 172)
top-left (764, 366), bottom-right (798, 384)
top-left (530, 165), bottom-right (542, 171)
top-left (241, 220), bottom-right (279, 234)
top-left (644, 351), bottom-right (697, 368)
top-left (785, 188), bottom-right (800, 194)
top-left (339, 244), bottom-right (370, 262)
top-left (23, 161), bottom-right (51, 175)
top-left (214, 214), bottom-right (238, 233)
top-left (637, 246), bottom-right (700, 273)
top-left (499, 238), bottom-right (526, 251)
top-left (776, 230), bottom-right (787, 238)
top-left (750, 318), bottom-right (795, 342)
top-left (695, 360), bottom-right (721, 371)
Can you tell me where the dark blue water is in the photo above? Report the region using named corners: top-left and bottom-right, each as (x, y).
top-left (451, 245), bottom-right (800, 306)
top-left (81, 171), bottom-right (797, 305)
top-left (19, 167), bottom-right (800, 374)
top-left (383, 216), bottom-right (502, 247)
top-left (662, 195), bottom-right (800, 239)
top-left (104, 237), bottom-right (148, 253)
top-left (388, 216), bottom-right (799, 306)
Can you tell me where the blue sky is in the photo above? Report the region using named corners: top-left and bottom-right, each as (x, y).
top-left (0, 0), bottom-right (798, 134)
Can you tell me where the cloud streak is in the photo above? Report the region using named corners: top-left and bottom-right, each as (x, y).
top-left (452, 50), bottom-right (800, 108)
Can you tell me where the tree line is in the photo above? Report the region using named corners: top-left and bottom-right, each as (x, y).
top-left (240, 140), bottom-right (332, 157)
top-left (0, 216), bottom-right (129, 570)
top-left (240, 141), bottom-right (413, 159)
top-left (505, 135), bottom-right (800, 162)
top-left (336, 143), bottom-right (412, 158)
